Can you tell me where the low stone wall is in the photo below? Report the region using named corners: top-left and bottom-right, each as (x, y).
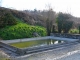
top-left (0, 41), bottom-right (64, 55)
top-left (0, 36), bottom-right (51, 55)
top-left (50, 33), bottom-right (80, 39)
top-left (0, 34), bottom-right (80, 56)
top-left (0, 42), bottom-right (24, 55)
top-left (1, 36), bottom-right (51, 44)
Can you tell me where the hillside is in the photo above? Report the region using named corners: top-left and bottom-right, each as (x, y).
top-left (0, 7), bottom-right (80, 40)
top-left (0, 7), bottom-right (80, 28)
top-left (69, 17), bottom-right (80, 28)
top-left (0, 18), bottom-right (47, 40)
top-left (0, 7), bottom-right (47, 40)
top-left (0, 7), bottom-right (46, 26)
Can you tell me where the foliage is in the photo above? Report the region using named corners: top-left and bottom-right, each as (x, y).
top-left (46, 18), bottom-right (51, 36)
top-left (69, 29), bottom-right (79, 34)
top-left (45, 9), bottom-right (56, 36)
top-left (79, 25), bottom-right (80, 34)
top-left (0, 10), bottom-right (17, 28)
top-left (0, 7), bottom-right (47, 40)
top-left (56, 12), bottom-right (73, 33)
top-left (0, 23), bottom-right (47, 40)
top-left (52, 25), bottom-right (57, 33)
top-left (4, 13), bottom-right (17, 25)
top-left (63, 20), bottom-right (73, 33)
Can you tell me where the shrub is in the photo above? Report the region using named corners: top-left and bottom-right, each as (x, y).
top-left (69, 29), bottom-right (79, 34)
top-left (0, 11), bottom-right (17, 28)
top-left (57, 12), bottom-right (73, 33)
top-left (79, 25), bottom-right (80, 34)
top-left (4, 13), bottom-right (17, 25)
top-left (0, 23), bottom-right (47, 40)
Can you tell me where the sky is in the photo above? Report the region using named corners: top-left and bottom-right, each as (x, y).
top-left (1, 0), bottom-right (80, 17)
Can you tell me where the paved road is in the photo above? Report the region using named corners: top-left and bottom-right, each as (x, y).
top-left (58, 50), bottom-right (80, 60)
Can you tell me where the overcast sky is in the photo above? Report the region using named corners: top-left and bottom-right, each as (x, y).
top-left (1, 0), bottom-right (80, 17)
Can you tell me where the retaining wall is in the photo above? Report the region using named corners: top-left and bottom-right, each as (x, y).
top-left (50, 33), bottom-right (80, 39)
top-left (0, 42), bottom-right (25, 55)
top-left (0, 34), bottom-right (80, 56)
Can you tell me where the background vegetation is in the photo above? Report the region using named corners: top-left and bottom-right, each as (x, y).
top-left (69, 29), bottom-right (79, 34)
top-left (0, 7), bottom-right (80, 40)
top-left (0, 22), bottom-right (47, 40)
top-left (0, 10), bottom-right (47, 40)
top-left (56, 12), bottom-right (73, 33)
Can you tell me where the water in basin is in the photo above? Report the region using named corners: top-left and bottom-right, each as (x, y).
top-left (10, 39), bottom-right (63, 48)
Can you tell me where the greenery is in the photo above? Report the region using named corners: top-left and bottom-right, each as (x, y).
top-left (0, 7), bottom-right (79, 40)
top-left (56, 12), bottom-right (73, 33)
top-left (0, 10), bottom-right (17, 28)
top-left (0, 9), bottom-right (47, 40)
top-left (69, 29), bottom-right (79, 34)
top-left (79, 25), bottom-right (80, 34)
top-left (45, 9), bottom-right (56, 36)
top-left (0, 22), bottom-right (47, 40)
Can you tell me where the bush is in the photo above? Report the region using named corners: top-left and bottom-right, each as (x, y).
top-left (4, 13), bottom-right (17, 25)
top-left (0, 11), bottom-right (17, 28)
top-left (69, 29), bottom-right (79, 34)
top-left (0, 23), bottom-right (47, 40)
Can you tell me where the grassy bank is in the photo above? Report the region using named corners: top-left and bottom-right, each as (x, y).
top-left (0, 21), bottom-right (47, 40)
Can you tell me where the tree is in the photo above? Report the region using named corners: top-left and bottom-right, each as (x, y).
top-left (0, 10), bottom-right (17, 28)
top-left (63, 20), bottom-right (73, 33)
top-left (57, 12), bottom-right (73, 33)
top-left (4, 13), bottom-right (17, 25)
top-left (56, 12), bottom-right (64, 33)
top-left (79, 25), bottom-right (80, 34)
top-left (52, 24), bottom-right (55, 33)
top-left (46, 8), bottom-right (56, 35)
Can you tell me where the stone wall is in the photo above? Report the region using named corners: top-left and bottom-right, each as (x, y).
top-left (0, 42), bottom-right (24, 55)
top-left (0, 36), bottom-right (51, 55)
top-left (0, 34), bottom-right (80, 56)
top-left (1, 36), bottom-right (51, 44)
top-left (50, 33), bottom-right (80, 39)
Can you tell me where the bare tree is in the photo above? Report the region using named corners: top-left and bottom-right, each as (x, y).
top-left (44, 4), bottom-right (56, 35)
